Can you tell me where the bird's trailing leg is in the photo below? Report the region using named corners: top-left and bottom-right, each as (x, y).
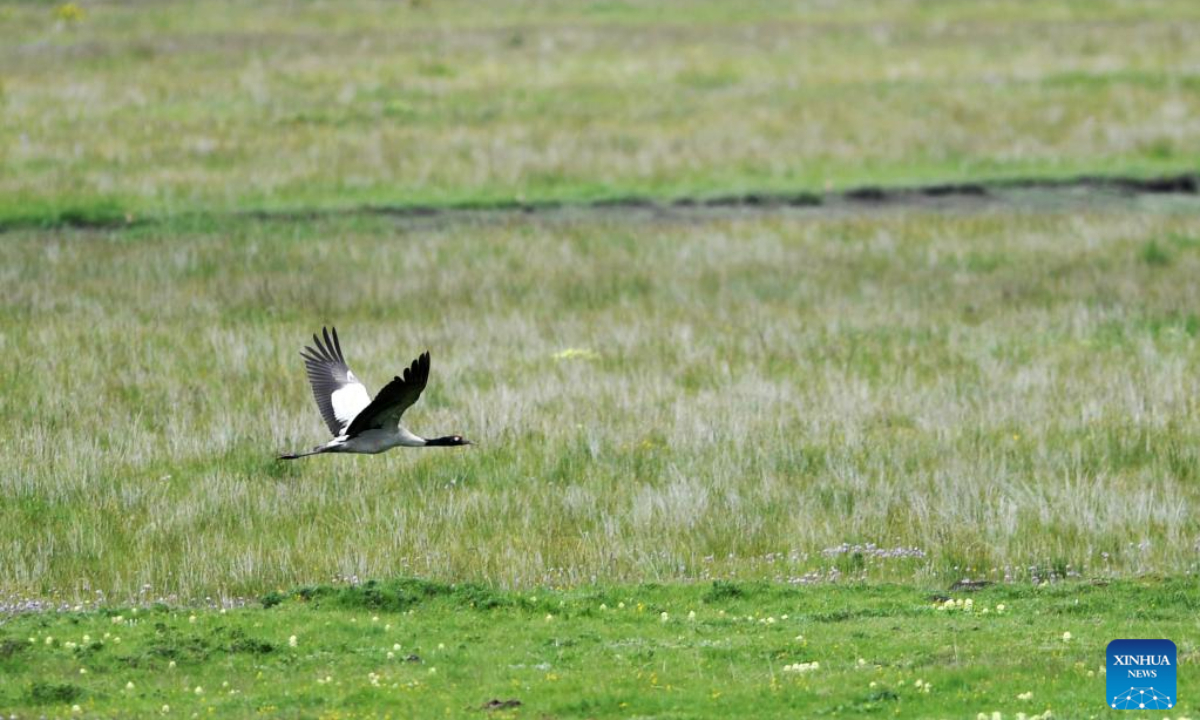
top-left (277, 441), bottom-right (341, 460)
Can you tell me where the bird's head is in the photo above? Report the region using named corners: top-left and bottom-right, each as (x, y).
top-left (426, 435), bottom-right (471, 447)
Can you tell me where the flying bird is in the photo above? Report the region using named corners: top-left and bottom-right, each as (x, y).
top-left (279, 327), bottom-right (470, 459)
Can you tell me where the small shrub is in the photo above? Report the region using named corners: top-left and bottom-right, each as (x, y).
top-left (28, 681), bottom-right (82, 705)
top-left (452, 583), bottom-right (510, 610)
top-left (702, 581), bottom-right (745, 603)
top-left (1141, 240), bottom-right (1171, 266)
top-left (226, 629), bottom-right (274, 655)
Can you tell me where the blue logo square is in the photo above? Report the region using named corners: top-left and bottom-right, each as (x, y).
top-left (1106, 639), bottom-right (1177, 710)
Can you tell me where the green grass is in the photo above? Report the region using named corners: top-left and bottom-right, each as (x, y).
top-left (4, 0), bottom-right (1200, 222)
top-left (2, 578), bottom-right (1196, 719)
top-left (3, 199), bottom-right (1200, 599)
top-left (5, 2), bottom-right (1200, 716)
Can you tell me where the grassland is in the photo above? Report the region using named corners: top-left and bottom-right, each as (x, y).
top-left (3, 578), bottom-right (1197, 718)
top-left (3, 0), bottom-right (1200, 223)
top-left (3, 196), bottom-right (1200, 600)
top-left (5, 2), bottom-right (1200, 717)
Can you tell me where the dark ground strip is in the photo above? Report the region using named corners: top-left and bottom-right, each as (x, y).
top-left (321, 172), bottom-right (1200, 220)
top-left (6, 173), bottom-right (1198, 232)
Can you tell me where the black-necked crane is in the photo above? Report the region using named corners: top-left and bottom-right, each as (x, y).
top-left (279, 327), bottom-right (470, 459)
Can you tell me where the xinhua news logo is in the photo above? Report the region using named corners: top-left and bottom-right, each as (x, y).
top-left (1106, 639), bottom-right (1177, 710)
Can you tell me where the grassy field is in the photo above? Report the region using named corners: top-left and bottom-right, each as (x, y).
top-left (3, 578), bottom-right (1197, 718)
top-left (3, 197), bottom-right (1200, 599)
top-left (3, 0), bottom-right (1200, 223)
top-left (5, 1), bottom-right (1200, 717)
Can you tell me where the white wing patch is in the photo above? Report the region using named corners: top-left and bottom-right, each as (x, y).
top-left (331, 384), bottom-right (371, 430)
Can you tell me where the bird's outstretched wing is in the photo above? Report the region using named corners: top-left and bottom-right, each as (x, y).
top-left (344, 351), bottom-right (430, 437)
top-left (300, 327), bottom-right (371, 436)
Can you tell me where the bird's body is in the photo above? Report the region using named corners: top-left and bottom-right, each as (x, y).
top-left (279, 327), bottom-right (469, 459)
top-left (299, 426), bottom-right (425, 458)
